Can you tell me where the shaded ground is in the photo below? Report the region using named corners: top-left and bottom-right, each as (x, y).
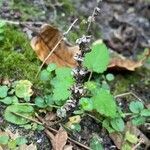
top-left (0, 0), bottom-right (150, 149)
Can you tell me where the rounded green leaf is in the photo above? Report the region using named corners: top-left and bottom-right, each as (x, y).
top-left (0, 85), bottom-right (8, 98)
top-left (15, 80), bottom-right (33, 100)
top-left (132, 116), bottom-right (146, 126)
top-left (140, 109), bottom-right (150, 117)
top-left (93, 89), bottom-right (117, 118)
top-left (0, 96), bottom-right (13, 105)
top-left (40, 70), bottom-right (50, 81)
top-left (106, 73), bottom-right (115, 81)
top-left (16, 137), bottom-right (27, 145)
top-left (4, 104), bottom-right (34, 125)
top-left (83, 42), bottom-right (109, 73)
top-left (90, 134), bottom-right (104, 150)
top-left (47, 63), bottom-right (57, 72)
top-left (79, 98), bottom-right (93, 111)
top-left (110, 117), bottom-right (125, 132)
top-left (35, 97), bottom-right (47, 108)
top-left (0, 135), bottom-right (9, 145)
top-left (129, 101), bottom-right (144, 113)
top-left (125, 131), bottom-right (138, 144)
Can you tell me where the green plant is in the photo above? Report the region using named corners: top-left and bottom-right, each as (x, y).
top-left (0, 133), bottom-right (27, 149)
top-left (129, 101), bottom-right (150, 125)
top-left (0, 21), bottom-right (5, 41)
top-left (90, 134), bottom-right (104, 150)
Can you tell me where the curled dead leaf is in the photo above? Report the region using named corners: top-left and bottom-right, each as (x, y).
top-left (108, 49), bottom-right (150, 71)
top-left (54, 127), bottom-right (68, 150)
top-left (31, 24), bottom-right (79, 68)
top-left (45, 127), bottom-right (68, 150)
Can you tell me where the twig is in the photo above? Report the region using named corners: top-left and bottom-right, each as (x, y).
top-left (132, 138), bottom-right (144, 150)
top-left (114, 91), bottom-right (143, 102)
top-left (0, 19), bottom-right (44, 26)
top-left (11, 112), bottom-right (43, 125)
top-left (35, 18), bottom-right (78, 78)
top-left (86, 7), bottom-right (97, 33)
top-left (88, 71), bottom-right (93, 81)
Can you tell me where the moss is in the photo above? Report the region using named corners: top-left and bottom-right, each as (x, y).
top-left (0, 25), bottom-right (43, 86)
top-left (8, 0), bottom-right (44, 21)
top-left (112, 67), bottom-right (150, 95)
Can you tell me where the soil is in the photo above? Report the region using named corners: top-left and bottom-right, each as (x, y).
top-left (0, 0), bottom-right (150, 150)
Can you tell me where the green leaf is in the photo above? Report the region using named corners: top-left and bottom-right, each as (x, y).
top-left (0, 135), bottom-right (9, 145)
top-left (0, 21), bottom-right (6, 27)
top-left (51, 68), bottom-right (74, 102)
top-left (15, 136), bottom-right (27, 145)
top-left (93, 89), bottom-right (117, 118)
top-left (0, 36), bottom-right (4, 41)
top-left (110, 117), bottom-right (125, 132)
top-left (106, 73), bottom-right (115, 81)
top-left (4, 104), bottom-right (34, 125)
top-left (35, 96), bottom-right (47, 108)
top-left (36, 125), bottom-right (45, 131)
top-left (101, 81), bottom-right (110, 91)
top-left (0, 28), bottom-right (4, 33)
top-left (0, 96), bottom-right (18, 105)
top-left (79, 98), bottom-right (93, 111)
top-left (8, 140), bottom-right (17, 149)
top-left (44, 95), bottom-right (54, 106)
top-left (140, 109), bottom-right (150, 117)
top-left (15, 80), bottom-right (33, 101)
top-left (40, 70), bottom-right (51, 81)
top-left (71, 123), bottom-right (81, 132)
top-left (102, 119), bottom-right (115, 133)
top-left (122, 143), bottom-right (132, 150)
top-left (129, 101), bottom-right (144, 113)
top-left (0, 96), bottom-right (13, 105)
top-left (132, 116), bottom-right (146, 126)
top-left (83, 42), bottom-right (109, 73)
top-left (0, 85), bottom-right (8, 98)
top-left (125, 131), bottom-right (138, 144)
top-left (47, 63), bottom-right (57, 72)
top-left (90, 134), bottom-right (104, 150)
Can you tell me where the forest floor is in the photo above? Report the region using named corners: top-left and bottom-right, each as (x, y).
top-left (0, 0), bottom-right (150, 150)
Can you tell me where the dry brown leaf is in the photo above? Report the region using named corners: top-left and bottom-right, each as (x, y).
top-left (19, 143), bottom-right (37, 150)
top-left (63, 145), bottom-right (73, 150)
top-left (108, 49), bottom-right (150, 71)
top-left (54, 127), bottom-right (68, 150)
top-left (0, 146), bottom-right (3, 150)
top-left (108, 51), bottom-right (143, 71)
top-left (31, 24), bottom-right (80, 68)
top-left (109, 133), bottom-right (123, 149)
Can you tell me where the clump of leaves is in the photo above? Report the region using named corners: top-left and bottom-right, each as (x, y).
top-left (0, 133), bottom-right (27, 149)
top-left (51, 67), bottom-right (75, 105)
top-left (129, 101), bottom-right (150, 125)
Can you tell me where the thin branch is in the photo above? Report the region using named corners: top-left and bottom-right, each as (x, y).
top-left (12, 112), bottom-right (43, 125)
top-left (132, 138), bottom-right (144, 150)
top-left (35, 19), bottom-right (78, 78)
top-left (86, 7), bottom-right (97, 33)
top-left (88, 71), bottom-right (93, 81)
top-left (114, 91), bottom-right (144, 102)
